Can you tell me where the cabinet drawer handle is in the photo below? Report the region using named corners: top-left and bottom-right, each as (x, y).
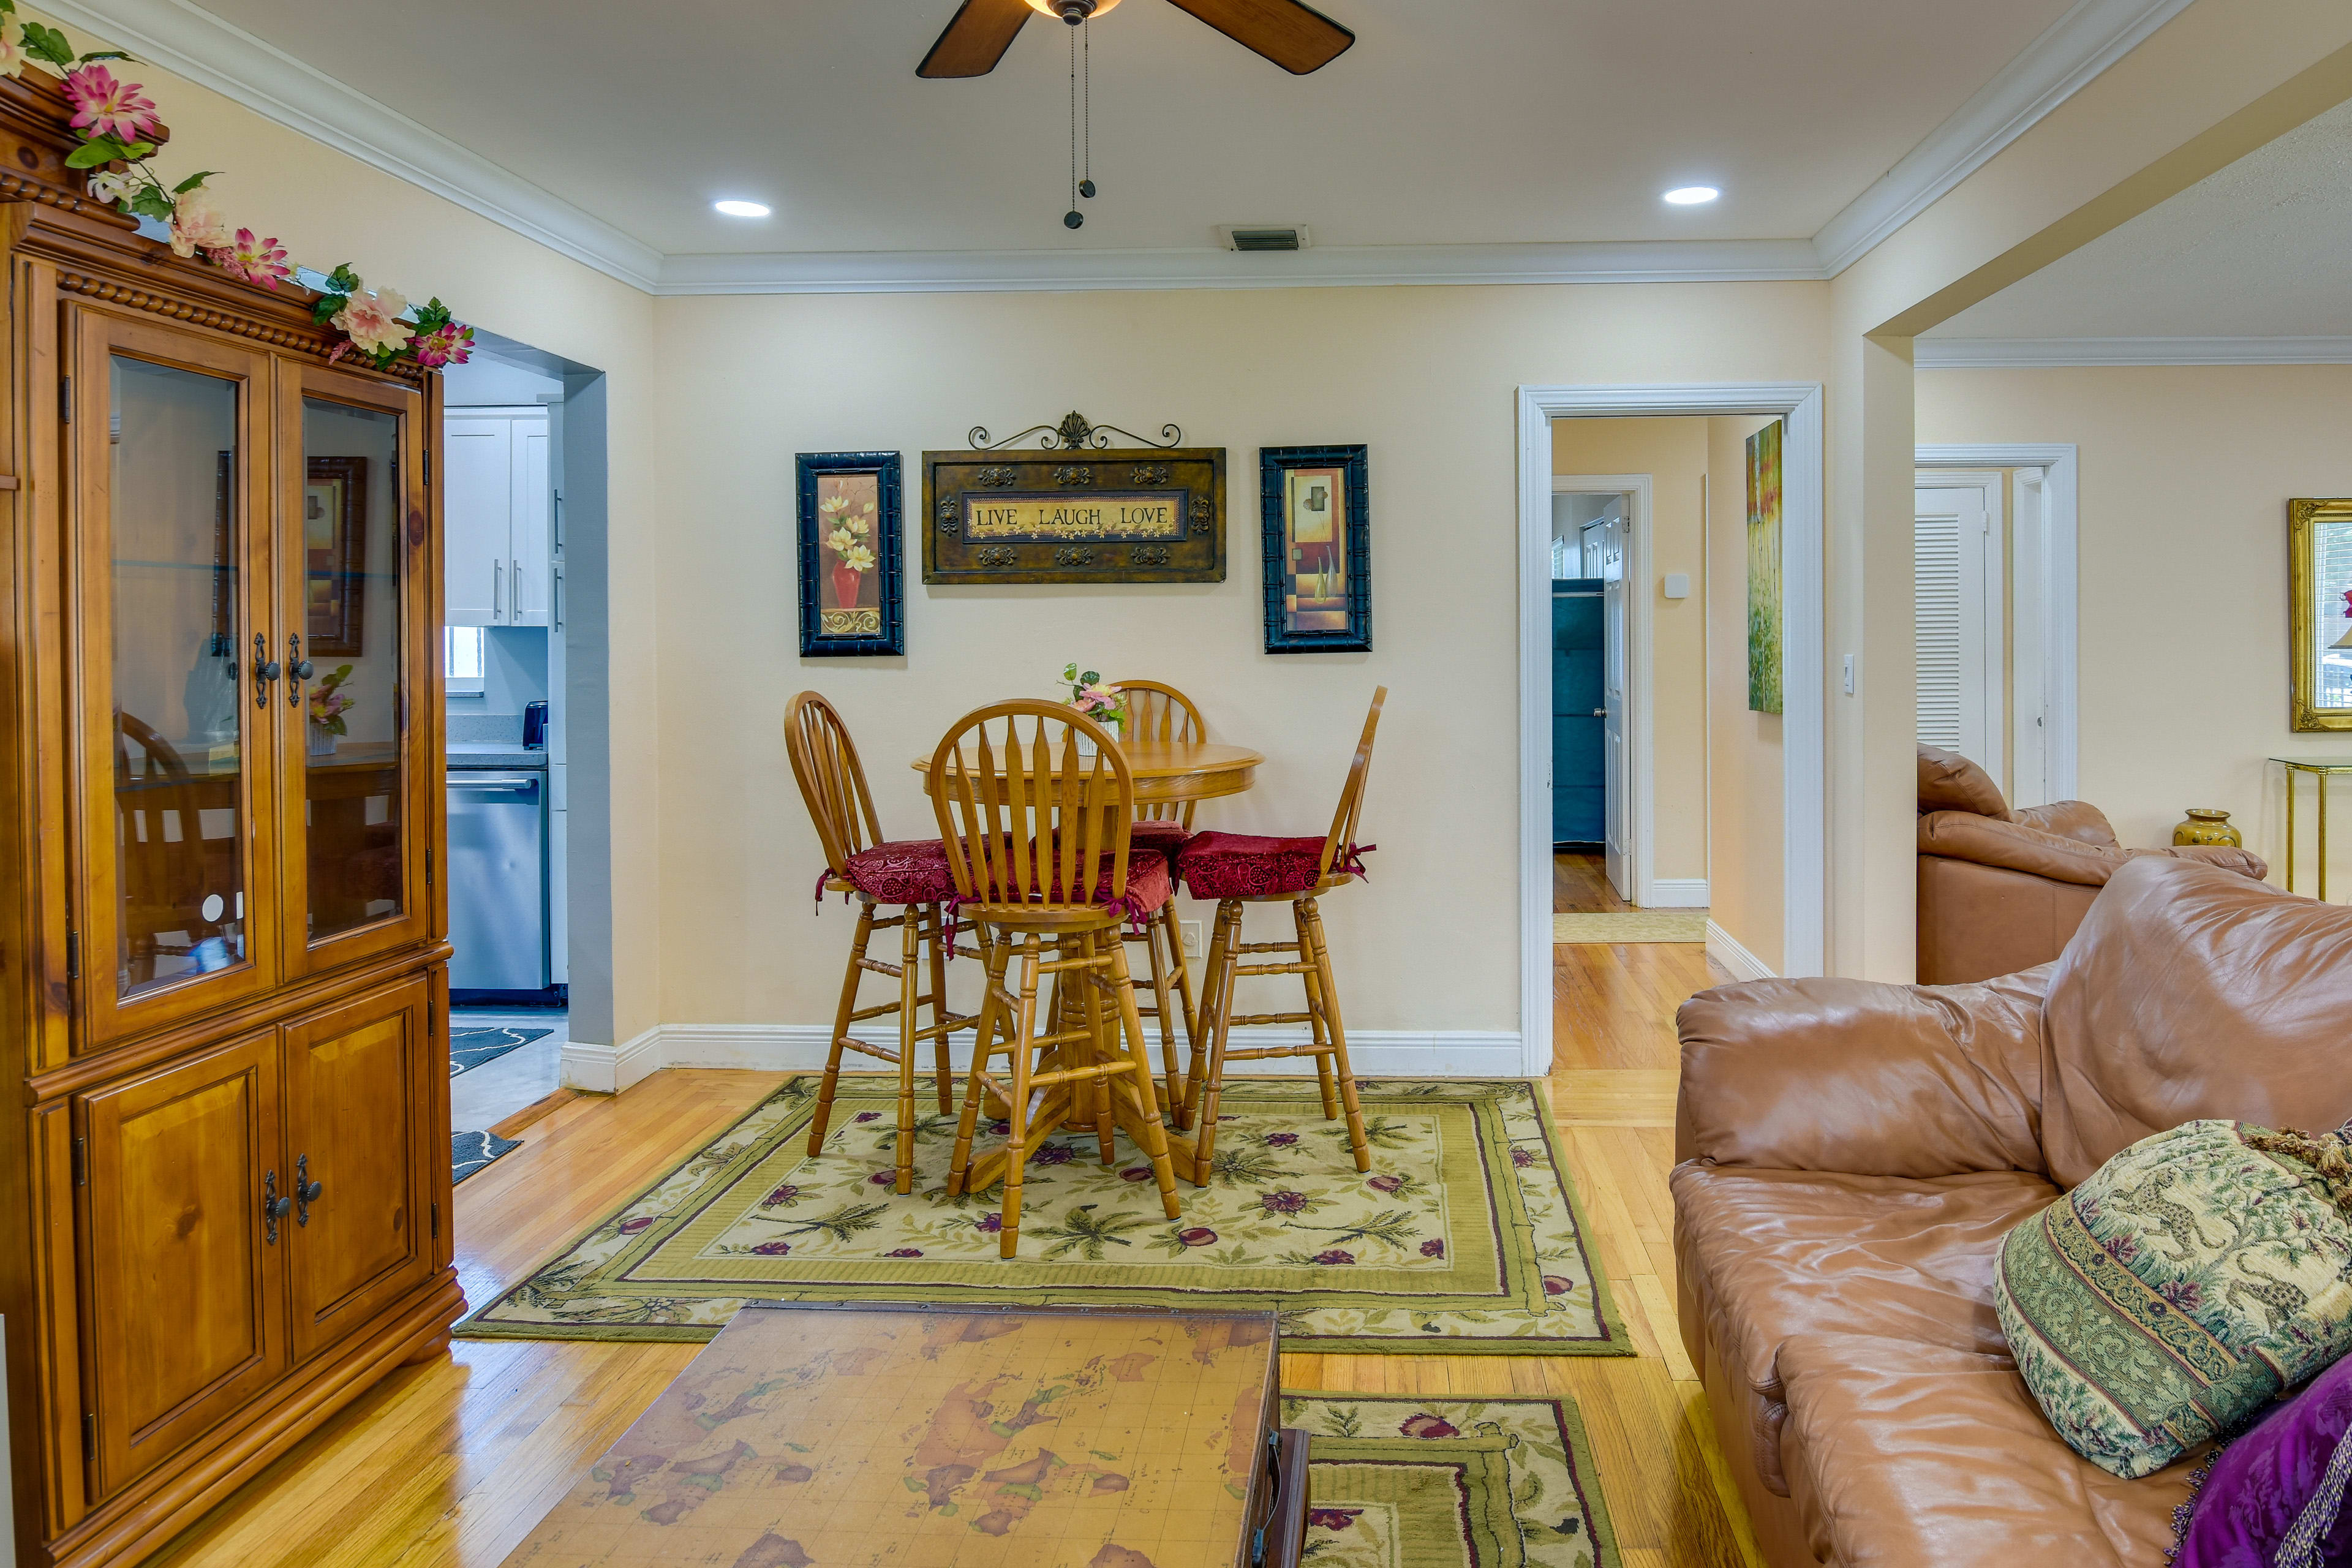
top-left (295, 1152), bottom-right (323, 1227)
top-left (262, 1169), bottom-right (290, 1243)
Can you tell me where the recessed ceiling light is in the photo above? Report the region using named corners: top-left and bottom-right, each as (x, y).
top-left (713, 199), bottom-right (772, 219)
top-left (1662, 186), bottom-right (1719, 206)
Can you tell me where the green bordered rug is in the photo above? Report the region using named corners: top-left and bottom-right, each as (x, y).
top-left (1287, 1392), bottom-right (1621, 1567)
top-left (455, 1077), bottom-right (1630, 1355)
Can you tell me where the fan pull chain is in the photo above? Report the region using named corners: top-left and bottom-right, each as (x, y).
top-left (1065, 26), bottom-right (1082, 228)
top-left (1080, 21), bottom-right (1095, 200)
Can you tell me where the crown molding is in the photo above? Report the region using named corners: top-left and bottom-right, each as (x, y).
top-left (39, 0), bottom-right (663, 291)
top-left (1916, 335), bottom-right (2352, 367)
top-left (43, 0), bottom-right (2188, 298)
top-left (653, 239), bottom-right (1824, 295)
top-left (1809, 0), bottom-right (2197, 275)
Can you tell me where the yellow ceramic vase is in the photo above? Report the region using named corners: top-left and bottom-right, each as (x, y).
top-left (2173, 809), bottom-right (2244, 848)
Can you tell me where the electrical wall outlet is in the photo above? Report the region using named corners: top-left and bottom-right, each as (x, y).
top-left (1181, 919), bottom-right (1203, 959)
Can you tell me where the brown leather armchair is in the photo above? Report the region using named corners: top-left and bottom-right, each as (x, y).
top-left (1916, 744), bottom-right (2268, 984)
top-left (1673, 857), bottom-right (2352, 1567)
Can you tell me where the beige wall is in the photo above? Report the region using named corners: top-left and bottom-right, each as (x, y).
top-left (1550, 417), bottom-right (1709, 889)
top-left (1918, 364), bottom-right (2352, 888)
top-left (1708, 416), bottom-right (1785, 970)
top-left (652, 285), bottom-right (1829, 1034)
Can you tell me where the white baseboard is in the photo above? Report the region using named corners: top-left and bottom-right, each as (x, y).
top-left (560, 1025), bottom-right (664, 1094)
top-left (1704, 920), bottom-right (1776, 982)
top-left (1645, 878), bottom-right (1710, 909)
top-left (652, 1024), bottom-right (1526, 1080)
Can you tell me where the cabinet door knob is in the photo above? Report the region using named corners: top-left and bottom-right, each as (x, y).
top-left (295, 1152), bottom-right (323, 1225)
top-left (252, 633), bottom-right (281, 709)
top-left (262, 1170), bottom-right (290, 1243)
top-left (288, 632), bottom-right (314, 690)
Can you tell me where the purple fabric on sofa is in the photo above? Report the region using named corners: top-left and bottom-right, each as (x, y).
top-left (2174, 1353), bottom-right (2352, 1567)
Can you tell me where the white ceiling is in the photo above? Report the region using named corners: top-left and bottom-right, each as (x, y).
top-left (1929, 96), bottom-right (2352, 343)
top-left (181, 0), bottom-right (2076, 260)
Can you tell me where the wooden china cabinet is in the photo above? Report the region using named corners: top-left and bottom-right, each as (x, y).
top-left (0, 68), bottom-right (459, 1568)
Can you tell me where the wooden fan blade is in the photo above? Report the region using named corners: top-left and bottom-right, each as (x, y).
top-left (1161, 0), bottom-right (1354, 74)
top-left (918, 0), bottom-right (1033, 78)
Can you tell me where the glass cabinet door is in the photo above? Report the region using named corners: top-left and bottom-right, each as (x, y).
top-left (281, 368), bottom-right (431, 976)
top-left (72, 313), bottom-right (280, 1047)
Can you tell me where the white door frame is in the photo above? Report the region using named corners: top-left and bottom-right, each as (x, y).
top-left (1551, 475), bottom-right (1654, 904)
top-left (1915, 443), bottom-right (2079, 804)
top-left (1518, 384), bottom-right (1826, 1078)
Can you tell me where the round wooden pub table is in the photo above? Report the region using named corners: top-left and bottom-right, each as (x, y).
top-left (910, 737), bottom-right (1262, 1187)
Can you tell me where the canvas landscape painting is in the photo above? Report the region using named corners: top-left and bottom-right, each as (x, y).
top-left (1746, 420), bottom-right (1784, 715)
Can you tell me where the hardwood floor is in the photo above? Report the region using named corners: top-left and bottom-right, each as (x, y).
top-left (148, 941), bottom-right (1754, 1568)
top-left (1556, 848), bottom-right (1640, 914)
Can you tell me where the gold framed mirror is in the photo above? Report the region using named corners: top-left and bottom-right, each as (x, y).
top-left (2290, 498), bottom-right (2352, 729)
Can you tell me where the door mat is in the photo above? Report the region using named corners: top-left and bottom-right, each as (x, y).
top-left (1287, 1391), bottom-right (1622, 1567)
top-left (450, 1025), bottom-right (553, 1077)
top-left (1552, 911), bottom-right (1707, 944)
top-left (454, 1077), bottom-right (1629, 1355)
top-left (454, 1129), bottom-right (521, 1185)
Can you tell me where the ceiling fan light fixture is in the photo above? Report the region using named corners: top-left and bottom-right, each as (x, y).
top-left (1024, 0), bottom-right (1120, 19)
top-left (1662, 186), bottom-right (1720, 206)
top-left (712, 199), bottom-right (772, 218)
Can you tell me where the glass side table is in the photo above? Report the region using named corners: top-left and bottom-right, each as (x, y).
top-left (2271, 757), bottom-right (2352, 900)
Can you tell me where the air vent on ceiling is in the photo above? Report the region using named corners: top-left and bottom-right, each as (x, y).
top-left (1217, 224), bottom-right (1311, 252)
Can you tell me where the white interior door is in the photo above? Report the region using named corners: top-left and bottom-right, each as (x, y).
top-left (1600, 508), bottom-right (1630, 900)
top-left (1915, 476), bottom-right (2005, 781)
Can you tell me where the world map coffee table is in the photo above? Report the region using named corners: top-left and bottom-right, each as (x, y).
top-left (499, 1300), bottom-right (1310, 1568)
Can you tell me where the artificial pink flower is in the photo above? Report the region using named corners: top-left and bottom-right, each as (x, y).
top-left (410, 319), bottom-right (475, 369)
top-left (168, 192), bottom-right (232, 259)
top-left (65, 66), bottom-right (157, 144)
top-left (209, 228), bottom-right (290, 289)
top-left (331, 284), bottom-right (412, 356)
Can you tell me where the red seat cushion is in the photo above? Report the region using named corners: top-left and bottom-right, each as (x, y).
top-left (840, 839), bottom-right (957, 904)
top-left (1176, 831), bottom-right (1365, 900)
top-left (1039, 847), bottom-right (1175, 923)
top-left (1129, 818), bottom-right (1193, 856)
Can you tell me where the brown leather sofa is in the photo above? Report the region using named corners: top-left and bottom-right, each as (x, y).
top-left (1917, 744), bottom-right (2269, 984)
top-left (1672, 857), bottom-right (2352, 1566)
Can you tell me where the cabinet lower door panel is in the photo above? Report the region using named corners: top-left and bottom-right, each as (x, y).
top-left (283, 976), bottom-right (433, 1363)
top-left (78, 1031), bottom-right (287, 1498)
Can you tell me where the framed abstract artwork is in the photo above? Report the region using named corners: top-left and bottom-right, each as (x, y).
top-left (796, 452), bottom-right (903, 657)
top-left (1259, 444), bottom-right (1370, 654)
top-left (304, 454), bottom-right (368, 656)
top-left (1746, 420), bottom-right (1784, 714)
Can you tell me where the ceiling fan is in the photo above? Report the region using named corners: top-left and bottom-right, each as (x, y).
top-left (918, 0), bottom-right (1354, 79)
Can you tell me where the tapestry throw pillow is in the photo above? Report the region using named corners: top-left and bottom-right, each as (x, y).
top-left (2172, 1351), bottom-right (2352, 1568)
top-left (1994, 1120), bottom-right (2352, 1479)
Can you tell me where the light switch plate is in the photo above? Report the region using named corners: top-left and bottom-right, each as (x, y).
top-left (1182, 920), bottom-right (1203, 959)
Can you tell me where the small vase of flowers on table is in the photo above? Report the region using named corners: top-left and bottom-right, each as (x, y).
top-left (307, 665), bottom-right (355, 757)
top-left (1060, 665), bottom-right (1126, 756)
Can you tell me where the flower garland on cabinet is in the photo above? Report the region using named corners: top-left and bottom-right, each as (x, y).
top-left (0, 1), bottom-right (474, 371)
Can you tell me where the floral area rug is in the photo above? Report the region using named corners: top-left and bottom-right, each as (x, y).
top-left (455, 1077), bottom-right (1630, 1355)
top-left (1287, 1392), bottom-right (1622, 1568)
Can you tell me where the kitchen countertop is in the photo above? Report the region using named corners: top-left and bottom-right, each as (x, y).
top-left (447, 742), bottom-right (549, 770)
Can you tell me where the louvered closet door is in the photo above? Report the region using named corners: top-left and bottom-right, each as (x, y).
top-left (1916, 484), bottom-right (1995, 770)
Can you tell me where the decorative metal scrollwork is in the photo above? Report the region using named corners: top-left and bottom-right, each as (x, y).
top-left (974, 466), bottom-right (1019, 488)
top-left (967, 410), bottom-right (1185, 452)
top-left (1051, 466), bottom-right (1095, 488)
top-left (1130, 464), bottom-right (1172, 486)
top-left (1052, 546), bottom-right (1096, 568)
top-left (937, 499), bottom-right (957, 524)
top-left (1131, 545), bottom-right (1172, 568)
top-left (1189, 498), bottom-right (1213, 535)
top-left (973, 545), bottom-right (1018, 569)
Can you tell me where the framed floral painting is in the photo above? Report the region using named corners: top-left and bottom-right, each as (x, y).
top-left (1259, 444), bottom-right (1370, 653)
top-left (796, 452), bottom-right (903, 657)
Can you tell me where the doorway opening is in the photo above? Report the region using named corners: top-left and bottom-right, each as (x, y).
top-left (439, 330), bottom-right (612, 1148)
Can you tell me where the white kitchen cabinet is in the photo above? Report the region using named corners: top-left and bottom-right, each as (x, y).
top-left (444, 405), bottom-right (552, 627)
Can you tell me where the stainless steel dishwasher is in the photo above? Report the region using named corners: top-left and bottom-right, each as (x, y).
top-left (447, 770), bottom-right (548, 992)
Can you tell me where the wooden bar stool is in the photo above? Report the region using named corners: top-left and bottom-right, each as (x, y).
top-left (933, 700), bottom-right (1185, 1258)
top-left (1174, 687), bottom-right (1387, 1182)
top-left (785, 692), bottom-right (982, 1195)
top-left (1110, 677), bottom-right (1207, 1126)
